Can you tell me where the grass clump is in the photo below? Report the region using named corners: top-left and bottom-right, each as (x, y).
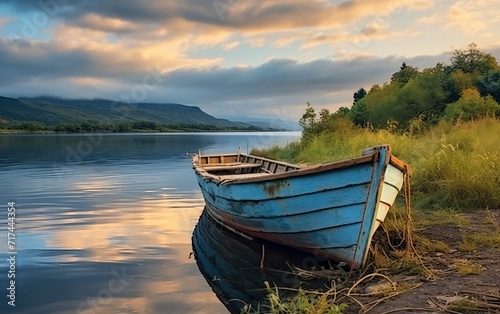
top-left (454, 259), bottom-right (484, 276)
top-left (458, 238), bottom-right (478, 252)
top-left (460, 231), bottom-right (500, 251)
top-left (251, 141), bottom-right (303, 163)
top-left (469, 231), bottom-right (500, 248)
top-left (412, 209), bottom-right (470, 228)
top-left (448, 299), bottom-right (480, 312)
top-left (461, 234), bottom-right (500, 253)
top-left (241, 281), bottom-right (347, 314)
top-left (413, 235), bottom-right (451, 254)
top-left (459, 210), bottom-right (500, 251)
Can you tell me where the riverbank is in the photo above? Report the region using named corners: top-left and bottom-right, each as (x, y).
top-left (246, 117), bottom-right (499, 313)
top-left (341, 209), bottom-right (500, 313)
top-left (241, 209), bottom-right (499, 313)
top-left (364, 209), bottom-right (500, 313)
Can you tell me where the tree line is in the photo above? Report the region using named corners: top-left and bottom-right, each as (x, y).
top-left (300, 43), bottom-right (500, 139)
top-left (0, 120), bottom-right (267, 133)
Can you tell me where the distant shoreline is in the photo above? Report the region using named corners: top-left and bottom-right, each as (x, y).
top-left (0, 129), bottom-right (294, 135)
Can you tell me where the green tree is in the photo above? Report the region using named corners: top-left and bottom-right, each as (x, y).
top-left (478, 69), bottom-right (500, 103)
top-left (335, 107), bottom-right (350, 117)
top-left (395, 64), bottom-right (450, 125)
top-left (446, 69), bottom-right (476, 103)
top-left (391, 62), bottom-right (420, 85)
top-left (318, 108), bottom-right (330, 122)
top-left (450, 43), bottom-right (499, 75)
top-left (117, 122), bottom-right (132, 132)
top-left (341, 43), bottom-right (499, 131)
top-left (299, 102), bottom-right (317, 130)
top-left (353, 88), bottom-right (367, 104)
top-left (349, 100), bottom-right (368, 126)
top-left (445, 88), bottom-right (499, 120)
top-left (362, 82), bottom-right (401, 128)
top-left (299, 102), bottom-right (317, 141)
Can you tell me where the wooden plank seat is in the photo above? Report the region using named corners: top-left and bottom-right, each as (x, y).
top-left (218, 172), bottom-right (270, 180)
top-left (201, 162), bottom-right (263, 171)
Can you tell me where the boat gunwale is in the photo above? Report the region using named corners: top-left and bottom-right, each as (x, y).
top-left (389, 154), bottom-right (411, 176)
top-left (193, 152), bottom-right (390, 185)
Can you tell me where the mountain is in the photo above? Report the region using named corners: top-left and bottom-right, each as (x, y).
top-left (0, 96), bottom-right (254, 128)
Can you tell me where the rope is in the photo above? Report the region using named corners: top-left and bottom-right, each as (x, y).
top-left (404, 165), bottom-right (413, 257)
top-left (401, 164), bottom-right (435, 279)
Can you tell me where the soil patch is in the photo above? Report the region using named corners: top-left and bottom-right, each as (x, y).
top-left (345, 210), bottom-right (500, 313)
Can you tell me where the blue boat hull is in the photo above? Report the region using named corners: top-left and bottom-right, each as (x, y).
top-left (193, 145), bottom-right (408, 269)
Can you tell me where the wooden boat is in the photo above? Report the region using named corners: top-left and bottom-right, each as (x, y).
top-left (192, 144), bottom-right (410, 269)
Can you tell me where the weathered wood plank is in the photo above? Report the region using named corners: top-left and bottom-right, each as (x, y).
top-left (202, 163), bottom-right (263, 171)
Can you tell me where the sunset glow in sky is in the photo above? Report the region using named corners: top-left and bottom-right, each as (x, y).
top-left (1, 0), bottom-right (499, 120)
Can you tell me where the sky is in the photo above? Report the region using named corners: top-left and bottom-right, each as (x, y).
top-left (0, 0), bottom-right (499, 121)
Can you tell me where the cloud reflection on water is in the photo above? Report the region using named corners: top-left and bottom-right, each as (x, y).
top-left (0, 133), bottom-right (300, 313)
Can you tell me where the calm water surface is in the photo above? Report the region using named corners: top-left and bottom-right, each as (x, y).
top-left (0, 132), bottom-right (300, 314)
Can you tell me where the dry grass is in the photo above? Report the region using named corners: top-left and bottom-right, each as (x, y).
top-left (454, 259), bottom-right (485, 276)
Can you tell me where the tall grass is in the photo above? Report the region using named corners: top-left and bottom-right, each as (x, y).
top-left (252, 117), bottom-right (500, 211)
top-left (412, 118), bottom-right (500, 210)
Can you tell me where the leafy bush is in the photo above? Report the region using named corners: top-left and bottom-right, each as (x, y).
top-left (444, 88), bottom-right (499, 121)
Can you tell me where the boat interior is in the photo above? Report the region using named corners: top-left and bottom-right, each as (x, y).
top-left (196, 152), bottom-right (301, 178)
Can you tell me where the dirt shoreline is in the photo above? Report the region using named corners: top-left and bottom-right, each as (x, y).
top-left (346, 210), bottom-right (500, 313)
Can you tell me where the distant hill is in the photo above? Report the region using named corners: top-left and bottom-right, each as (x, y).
top-left (238, 119), bottom-right (302, 131)
top-left (0, 96), bottom-right (256, 129)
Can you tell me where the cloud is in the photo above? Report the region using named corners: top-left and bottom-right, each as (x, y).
top-left (0, 32), bottom-right (456, 117)
top-left (445, 0), bottom-right (499, 34)
top-left (246, 37), bottom-right (266, 47)
top-left (0, 36), bottom-right (218, 87)
top-left (74, 13), bottom-right (139, 34)
top-left (1, 0), bottom-right (440, 72)
top-left (417, 13), bottom-right (440, 25)
top-left (270, 25), bottom-right (420, 51)
top-left (6, 0), bottom-right (427, 34)
top-left (0, 16), bottom-right (15, 28)
top-left (221, 40), bottom-right (240, 51)
top-left (209, 0), bottom-right (430, 32)
top-left (153, 52), bottom-right (453, 112)
top-left (406, 0), bottom-right (436, 10)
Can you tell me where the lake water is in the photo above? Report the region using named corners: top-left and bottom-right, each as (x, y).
top-left (0, 132), bottom-right (301, 314)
